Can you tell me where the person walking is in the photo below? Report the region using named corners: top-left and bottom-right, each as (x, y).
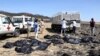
top-left (61, 18), bottom-right (67, 36)
top-left (72, 21), bottom-right (77, 34)
top-left (33, 19), bottom-right (40, 39)
top-left (90, 18), bottom-right (95, 36)
top-left (39, 19), bottom-right (45, 34)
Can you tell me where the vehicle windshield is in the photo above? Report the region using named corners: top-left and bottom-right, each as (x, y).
top-left (12, 18), bottom-right (23, 23)
top-left (1, 17), bottom-right (11, 24)
top-left (25, 18), bottom-right (32, 22)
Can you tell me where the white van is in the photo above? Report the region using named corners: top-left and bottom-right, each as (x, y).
top-left (0, 14), bottom-right (20, 37)
top-left (12, 15), bottom-right (34, 32)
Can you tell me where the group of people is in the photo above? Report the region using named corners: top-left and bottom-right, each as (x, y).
top-left (33, 18), bottom-right (45, 39)
top-left (61, 18), bottom-right (95, 36)
top-left (61, 18), bottom-right (77, 36)
top-left (33, 18), bottom-right (95, 39)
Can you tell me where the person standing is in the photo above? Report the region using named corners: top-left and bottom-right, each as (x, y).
top-left (72, 21), bottom-right (77, 34)
top-left (33, 19), bottom-right (40, 39)
top-left (39, 19), bottom-right (45, 34)
top-left (90, 18), bottom-right (95, 36)
top-left (61, 18), bottom-right (67, 36)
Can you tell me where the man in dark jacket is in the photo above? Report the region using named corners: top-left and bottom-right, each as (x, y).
top-left (90, 18), bottom-right (95, 36)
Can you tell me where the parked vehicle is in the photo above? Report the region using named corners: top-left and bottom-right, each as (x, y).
top-left (0, 14), bottom-right (20, 37)
top-left (12, 15), bottom-right (34, 32)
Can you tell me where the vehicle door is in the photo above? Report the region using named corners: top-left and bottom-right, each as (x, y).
top-left (1, 17), bottom-right (15, 33)
top-left (0, 17), bottom-right (4, 34)
top-left (25, 18), bottom-right (32, 28)
top-left (12, 18), bottom-right (23, 29)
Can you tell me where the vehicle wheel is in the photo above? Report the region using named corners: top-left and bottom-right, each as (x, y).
top-left (51, 24), bottom-right (54, 30)
top-left (13, 29), bottom-right (20, 37)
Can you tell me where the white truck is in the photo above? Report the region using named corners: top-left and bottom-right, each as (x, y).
top-left (12, 15), bottom-right (34, 32)
top-left (0, 14), bottom-right (20, 37)
top-left (51, 12), bottom-right (80, 31)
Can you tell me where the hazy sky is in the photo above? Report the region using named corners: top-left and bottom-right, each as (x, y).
top-left (0, 0), bottom-right (100, 21)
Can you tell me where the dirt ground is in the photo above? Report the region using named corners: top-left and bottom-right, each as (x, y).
top-left (0, 22), bottom-right (100, 56)
top-left (0, 22), bottom-right (57, 56)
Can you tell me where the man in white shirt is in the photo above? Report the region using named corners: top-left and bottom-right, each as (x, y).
top-left (61, 18), bottom-right (67, 36)
top-left (72, 21), bottom-right (76, 33)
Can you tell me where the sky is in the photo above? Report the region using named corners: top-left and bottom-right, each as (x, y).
top-left (0, 0), bottom-right (100, 22)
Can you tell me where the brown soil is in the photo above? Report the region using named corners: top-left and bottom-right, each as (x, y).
top-left (0, 22), bottom-right (100, 56)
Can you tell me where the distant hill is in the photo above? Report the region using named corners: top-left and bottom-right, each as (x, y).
top-left (81, 21), bottom-right (100, 25)
top-left (0, 11), bottom-right (51, 19)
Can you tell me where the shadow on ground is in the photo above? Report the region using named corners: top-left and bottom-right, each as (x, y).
top-left (0, 35), bottom-right (13, 40)
top-left (46, 28), bottom-right (73, 34)
top-left (21, 36), bottom-right (35, 39)
top-left (46, 28), bottom-right (61, 34)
